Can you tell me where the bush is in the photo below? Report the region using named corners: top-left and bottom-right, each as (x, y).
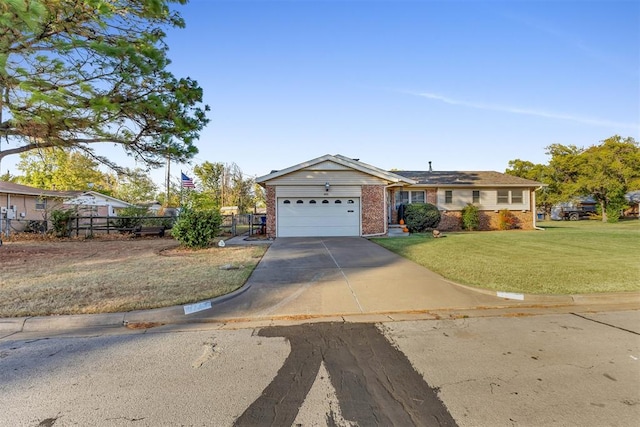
top-left (171, 208), bottom-right (222, 248)
top-left (404, 203), bottom-right (441, 233)
top-left (498, 209), bottom-right (517, 230)
top-left (111, 206), bottom-right (149, 229)
top-left (461, 203), bottom-right (480, 231)
top-left (50, 208), bottom-right (74, 237)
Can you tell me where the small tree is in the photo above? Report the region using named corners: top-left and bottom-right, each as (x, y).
top-left (404, 203), bottom-right (441, 233)
top-left (461, 203), bottom-right (480, 231)
top-left (171, 208), bottom-right (222, 249)
top-left (50, 208), bottom-right (74, 237)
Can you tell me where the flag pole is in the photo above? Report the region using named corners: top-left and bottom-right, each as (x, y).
top-left (180, 169), bottom-right (184, 208)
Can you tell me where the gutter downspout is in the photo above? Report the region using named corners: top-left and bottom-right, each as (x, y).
top-left (533, 186), bottom-right (545, 230)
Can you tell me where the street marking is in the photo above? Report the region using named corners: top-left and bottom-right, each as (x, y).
top-left (183, 301), bottom-right (212, 315)
top-left (497, 291), bottom-right (525, 300)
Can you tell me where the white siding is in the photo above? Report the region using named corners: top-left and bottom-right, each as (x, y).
top-left (437, 188), bottom-right (531, 211)
top-left (267, 169), bottom-right (388, 186)
top-left (276, 186), bottom-right (361, 198)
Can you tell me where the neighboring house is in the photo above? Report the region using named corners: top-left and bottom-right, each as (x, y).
top-left (625, 190), bottom-right (640, 218)
top-left (0, 181), bottom-right (132, 233)
top-left (256, 154), bottom-right (544, 238)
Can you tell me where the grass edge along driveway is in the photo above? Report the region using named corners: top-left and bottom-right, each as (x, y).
top-left (372, 220), bottom-right (640, 295)
top-left (0, 239), bottom-right (267, 318)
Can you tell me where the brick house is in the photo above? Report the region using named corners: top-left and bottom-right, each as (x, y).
top-left (256, 154), bottom-right (544, 238)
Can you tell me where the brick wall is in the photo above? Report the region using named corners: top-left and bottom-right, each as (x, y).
top-left (362, 185), bottom-right (386, 235)
top-left (438, 210), bottom-right (535, 231)
top-left (265, 185), bottom-right (276, 238)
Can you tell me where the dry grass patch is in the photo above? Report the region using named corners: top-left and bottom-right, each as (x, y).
top-left (0, 238), bottom-right (267, 317)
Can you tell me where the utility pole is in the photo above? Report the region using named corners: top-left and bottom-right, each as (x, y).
top-left (165, 155), bottom-right (171, 206)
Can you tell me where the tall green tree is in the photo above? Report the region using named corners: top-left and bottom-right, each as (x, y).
top-left (0, 0), bottom-right (209, 171)
top-left (113, 168), bottom-right (158, 204)
top-left (192, 161), bottom-right (255, 212)
top-left (507, 136), bottom-right (640, 222)
top-left (16, 147), bottom-right (116, 192)
top-left (572, 136), bottom-right (640, 222)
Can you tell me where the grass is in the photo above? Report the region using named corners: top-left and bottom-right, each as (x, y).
top-left (0, 238), bottom-right (267, 317)
top-left (372, 220), bottom-right (640, 295)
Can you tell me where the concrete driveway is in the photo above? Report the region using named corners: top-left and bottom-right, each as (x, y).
top-left (182, 237), bottom-right (519, 322)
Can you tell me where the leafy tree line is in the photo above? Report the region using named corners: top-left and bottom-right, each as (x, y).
top-left (1, 147), bottom-right (265, 214)
top-left (506, 135), bottom-right (640, 222)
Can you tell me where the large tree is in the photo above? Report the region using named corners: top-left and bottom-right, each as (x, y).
top-left (572, 136), bottom-right (640, 222)
top-left (112, 167), bottom-right (158, 203)
top-left (0, 0), bottom-right (209, 171)
top-left (191, 161), bottom-right (257, 213)
top-left (16, 147), bottom-right (116, 192)
top-left (507, 136), bottom-right (640, 222)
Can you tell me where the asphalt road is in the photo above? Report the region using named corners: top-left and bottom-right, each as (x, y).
top-left (1, 311), bottom-right (639, 426)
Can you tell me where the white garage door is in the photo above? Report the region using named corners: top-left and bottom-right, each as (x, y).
top-left (277, 197), bottom-right (360, 237)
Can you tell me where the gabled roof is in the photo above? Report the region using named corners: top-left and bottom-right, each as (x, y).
top-left (0, 181), bottom-right (80, 197)
top-left (64, 191), bottom-right (133, 208)
top-left (256, 154), bottom-right (416, 185)
top-left (0, 181), bottom-right (132, 207)
top-left (392, 171), bottom-right (543, 187)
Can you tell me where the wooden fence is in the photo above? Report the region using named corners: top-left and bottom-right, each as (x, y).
top-left (66, 215), bottom-right (175, 238)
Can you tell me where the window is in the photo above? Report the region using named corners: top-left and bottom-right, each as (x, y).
top-left (472, 190), bottom-right (480, 204)
top-left (309, 200), bottom-right (317, 204)
top-left (296, 200), bottom-right (304, 204)
top-left (35, 198), bottom-right (46, 210)
top-left (511, 190), bottom-right (523, 204)
top-left (347, 200), bottom-right (355, 204)
top-left (410, 191), bottom-right (425, 204)
top-left (395, 191), bottom-right (425, 205)
top-left (497, 190), bottom-right (509, 204)
top-left (497, 189), bottom-right (524, 204)
top-left (395, 191), bottom-right (409, 206)
top-left (444, 190), bottom-right (453, 204)
top-left (335, 200), bottom-right (342, 204)
top-left (322, 200), bottom-right (329, 204)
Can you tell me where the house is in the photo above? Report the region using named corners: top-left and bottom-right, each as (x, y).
top-left (256, 154), bottom-right (544, 238)
top-left (0, 181), bottom-right (133, 234)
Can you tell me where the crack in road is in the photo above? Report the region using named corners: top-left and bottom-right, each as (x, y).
top-left (570, 313), bottom-right (640, 335)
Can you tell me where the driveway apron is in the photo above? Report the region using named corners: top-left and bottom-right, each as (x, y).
top-left (189, 237), bottom-right (516, 321)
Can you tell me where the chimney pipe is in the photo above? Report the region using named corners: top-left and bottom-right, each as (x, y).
top-left (428, 161), bottom-right (432, 172)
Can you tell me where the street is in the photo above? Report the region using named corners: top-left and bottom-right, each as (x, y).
top-left (1, 310), bottom-right (639, 426)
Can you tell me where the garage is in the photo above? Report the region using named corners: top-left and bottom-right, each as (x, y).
top-left (277, 197), bottom-right (360, 237)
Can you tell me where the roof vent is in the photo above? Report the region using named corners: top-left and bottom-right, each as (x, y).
top-left (428, 161), bottom-right (433, 172)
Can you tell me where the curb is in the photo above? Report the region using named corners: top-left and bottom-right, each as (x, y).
top-left (2, 290), bottom-right (638, 336)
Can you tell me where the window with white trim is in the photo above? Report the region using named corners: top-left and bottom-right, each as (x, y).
top-left (497, 189), bottom-right (524, 204)
top-left (444, 190), bottom-right (453, 204)
top-left (472, 190), bottom-right (480, 204)
top-left (35, 198), bottom-right (46, 210)
top-left (511, 190), bottom-right (523, 204)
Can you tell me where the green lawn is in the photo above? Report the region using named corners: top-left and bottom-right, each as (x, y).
top-left (372, 220), bottom-right (640, 295)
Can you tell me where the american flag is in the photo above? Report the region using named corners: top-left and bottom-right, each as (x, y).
top-left (181, 172), bottom-right (195, 188)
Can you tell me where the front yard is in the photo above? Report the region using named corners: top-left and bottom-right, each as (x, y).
top-left (373, 220), bottom-right (640, 295)
top-left (0, 237), bottom-right (267, 317)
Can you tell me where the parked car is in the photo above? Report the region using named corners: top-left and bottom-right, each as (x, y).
top-left (559, 205), bottom-right (597, 220)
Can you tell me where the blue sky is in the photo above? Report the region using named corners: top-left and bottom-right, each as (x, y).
top-left (4, 0), bottom-right (640, 185)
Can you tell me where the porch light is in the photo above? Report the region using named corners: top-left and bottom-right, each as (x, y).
top-left (325, 182), bottom-right (330, 191)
